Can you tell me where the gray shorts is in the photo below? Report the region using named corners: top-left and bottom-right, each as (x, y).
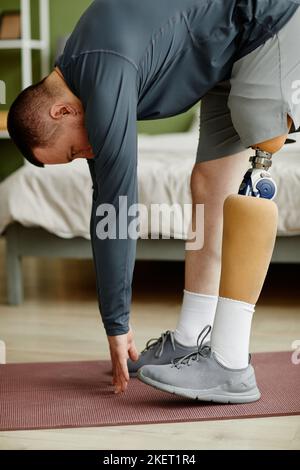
top-left (196, 6), bottom-right (300, 163)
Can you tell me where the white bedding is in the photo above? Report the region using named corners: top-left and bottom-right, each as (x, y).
top-left (0, 128), bottom-right (300, 239)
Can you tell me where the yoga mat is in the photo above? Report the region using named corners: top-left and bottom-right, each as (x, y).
top-left (0, 351), bottom-right (299, 431)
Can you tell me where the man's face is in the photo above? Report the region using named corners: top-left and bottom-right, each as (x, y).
top-left (34, 116), bottom-right (95, 165)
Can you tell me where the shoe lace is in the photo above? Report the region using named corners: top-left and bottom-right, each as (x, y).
top-left (171, 325), bottom-right (211, 369)
top-left (141, 330), bottom-right (176, 359)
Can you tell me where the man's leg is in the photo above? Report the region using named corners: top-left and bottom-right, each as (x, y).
top-left (138, 131), bottom-right (287, 402)
top-left (178, 112), bottom-right (291, 359)
top-left (210, 122), bottom-right (291, 369)
top-left (174, 148), bottom-right (252, 347)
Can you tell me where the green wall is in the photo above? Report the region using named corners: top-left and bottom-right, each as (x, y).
top-left (0, 0), bottom-right (197, 180)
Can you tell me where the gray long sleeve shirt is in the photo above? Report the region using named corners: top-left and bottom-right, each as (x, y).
top-left (55, 0), bottom-right (300, 336)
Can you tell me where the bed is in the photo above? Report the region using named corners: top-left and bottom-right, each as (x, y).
top-left (1, 123), bottom-right (300, 305)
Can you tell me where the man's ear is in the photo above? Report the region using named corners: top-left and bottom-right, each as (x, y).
top-left (49, 103), bottom-right (78, 120)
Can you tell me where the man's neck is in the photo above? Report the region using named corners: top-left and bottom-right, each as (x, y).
top-left (45, 67), bottom-right (80, 104)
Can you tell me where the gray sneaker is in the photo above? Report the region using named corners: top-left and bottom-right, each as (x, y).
top-left (128, 330), bottom-right (199, 377)
top-left (138, 325), bottom-right (261, 404)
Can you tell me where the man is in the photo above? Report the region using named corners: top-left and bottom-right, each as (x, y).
top-left (7, 0), bottom-right (300, 398)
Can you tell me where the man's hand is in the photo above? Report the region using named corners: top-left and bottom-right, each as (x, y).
top-left (107, 327), bottom-right (139, 394)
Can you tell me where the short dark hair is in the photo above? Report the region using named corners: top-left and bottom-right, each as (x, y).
top-left (7, 78), bottom-right (59, 168)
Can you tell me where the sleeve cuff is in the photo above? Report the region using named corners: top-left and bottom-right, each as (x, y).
top-left (105, 325), bottom-right (130, 337)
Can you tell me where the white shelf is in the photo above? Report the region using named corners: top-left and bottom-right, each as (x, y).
top-left (0, 39), bottom-right (47, 50)
top-left (0, 0), bottom-right (50, 89)
top-left (0, 0), bottom-right (50, 149)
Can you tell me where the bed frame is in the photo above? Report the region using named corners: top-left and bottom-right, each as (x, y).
top-left (3, 222), bottom-right (300, 305)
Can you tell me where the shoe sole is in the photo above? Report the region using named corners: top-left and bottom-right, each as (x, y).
top-left (138, 370), bottom-right (261, 404)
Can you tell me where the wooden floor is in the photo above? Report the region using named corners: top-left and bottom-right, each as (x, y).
top-left (0, 236), bottom-right (299, 450)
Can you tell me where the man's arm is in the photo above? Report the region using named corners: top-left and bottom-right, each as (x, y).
top-left (75, 52), bottom-right (140, 392)
top-left (77, 52), bottom-right (139, 337)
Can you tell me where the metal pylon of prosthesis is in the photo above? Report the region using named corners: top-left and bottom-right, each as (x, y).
top-left (238, 149), bottom-right (277, 200)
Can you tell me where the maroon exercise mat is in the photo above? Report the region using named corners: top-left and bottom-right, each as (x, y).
top-left (0, 351), bottom-right (299, 431)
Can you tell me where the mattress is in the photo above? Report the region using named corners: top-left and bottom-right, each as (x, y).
top-left (0, 128), bottom-right (299, 239)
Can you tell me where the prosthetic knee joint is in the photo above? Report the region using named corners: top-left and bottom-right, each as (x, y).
top-left (238, 148), bottom-right (277, 200)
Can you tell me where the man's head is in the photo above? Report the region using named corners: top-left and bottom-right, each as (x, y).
top-left (7, 69), bottom-right (95, 167)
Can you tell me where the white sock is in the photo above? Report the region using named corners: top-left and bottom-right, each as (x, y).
top-left (174, 290), bottom-right (218, 347)
top-left (211, 296), bottom-right (255, 369)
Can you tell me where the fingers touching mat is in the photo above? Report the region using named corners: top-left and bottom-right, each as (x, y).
top-left (0, 352), bottom-right (299, 431)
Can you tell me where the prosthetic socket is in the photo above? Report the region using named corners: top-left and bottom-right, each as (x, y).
top-left (221, 147), bottom-right (279, 303)
top-left (238, 149), bottom-right (277, 200)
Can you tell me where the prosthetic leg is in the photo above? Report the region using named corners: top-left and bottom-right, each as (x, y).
top-left (219, 122), bottom-right (291, 303)
top-left (219, 189), bottom-right (278, 304)
top-left (219, 115), bottom-right (293, 304)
